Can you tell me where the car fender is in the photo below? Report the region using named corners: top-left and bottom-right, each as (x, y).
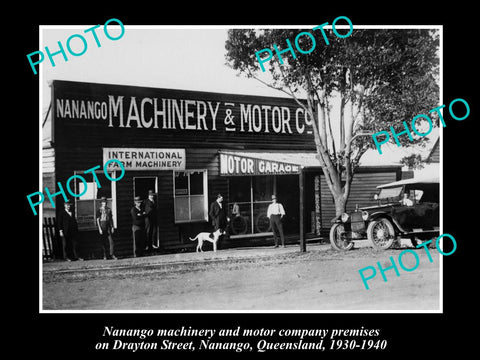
top-left (330, 215), bottom-right (342, 224)
top-left (368, 212), bottom-right (407, 234)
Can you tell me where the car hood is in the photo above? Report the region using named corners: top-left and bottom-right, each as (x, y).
top-left (331, 203), bottom-right (398, 223)
top-left (330, 202), bottom-right (401, 223)
top-left (360, 203), bottom-right (398, 212)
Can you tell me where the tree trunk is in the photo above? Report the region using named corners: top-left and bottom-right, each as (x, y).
top-left (339, 96), bottom-right (345, 151)
top-left (331, 170), bottom-right (354, 218)
top-left (333, 193), bottom-right (347, 218)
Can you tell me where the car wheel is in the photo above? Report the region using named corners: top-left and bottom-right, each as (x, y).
top-left (329, 223), bottom-right (354, 251)
top-left (367, 218), bottom-right (396, 250)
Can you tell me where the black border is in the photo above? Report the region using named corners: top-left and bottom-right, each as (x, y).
top-left (18, 4), bottom-right (475, 357)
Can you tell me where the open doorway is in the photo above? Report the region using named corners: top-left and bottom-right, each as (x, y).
top-left (133, 177), bottom-right (158, 200)
top-left (133, 177), bottom-right (159, 248)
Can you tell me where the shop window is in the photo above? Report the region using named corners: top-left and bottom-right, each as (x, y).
top-left (228, 176), bottom-right (274, 235)
top-left (252, 176), bottom-right (273, 233)
top-left (253, 176), bottom-right (273, 202)
top-left (173, 170), bottom-right (208, 223)
top-left (229, 177), bottom-right (252, 234)
top-left (74, 170), bottom-right (118, 230)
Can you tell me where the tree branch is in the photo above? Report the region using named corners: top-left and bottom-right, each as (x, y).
top-left (246, 69), bottom-right (299, 100)
top-left (323, 96), bottom-right (337, 160)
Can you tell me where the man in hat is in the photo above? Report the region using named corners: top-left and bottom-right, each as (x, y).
top-left (131, 195), bottom-right (146, 257)
top-left (209, 194), bottom-right (228, 232)
top-left (96, 197), bottom-right (117, 260)
top-left (267, 194), bottom-right (286, 248)
top-left (144, 190), bottom-right (158, 253)
top-left (58, 199), bottom-right (83, 261)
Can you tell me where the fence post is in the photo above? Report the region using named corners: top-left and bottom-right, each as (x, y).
top-left (42, 217), bottom-right (59, 261)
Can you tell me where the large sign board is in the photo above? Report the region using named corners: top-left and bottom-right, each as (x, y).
top-left (219, 152), bottom-right (301, 176)
top-left (51, 80), bottom-right (316, 151)
top-left (103, 148), bottom-right (185, 171)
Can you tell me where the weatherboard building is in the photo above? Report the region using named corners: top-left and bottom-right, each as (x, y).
top-left (42, 80), bottom-right (401, 258)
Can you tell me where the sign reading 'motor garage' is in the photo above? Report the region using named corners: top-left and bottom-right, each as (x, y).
top-left (220, 153), bottom-right (300, 176)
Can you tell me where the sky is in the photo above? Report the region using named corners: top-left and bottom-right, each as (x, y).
top-left (39, 25), bottom-right (441, 168)
top-left (40, 27), bottom-right (282, 106)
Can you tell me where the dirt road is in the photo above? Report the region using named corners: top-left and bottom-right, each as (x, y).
top-left (42, 243), bottom-right (440, 311)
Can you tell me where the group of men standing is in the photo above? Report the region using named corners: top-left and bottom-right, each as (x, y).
top-left (58, 197), bottom-right (118, 261)
top-left (58, 189), bottom-right (287, 261)
top-left (58, 190), bottom-right (159, 261)
top-left (131, 190), bottom-right (159, 257)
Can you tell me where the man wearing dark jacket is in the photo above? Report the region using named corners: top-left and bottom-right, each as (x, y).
top-left (131, 196), bottom-right (146, 257)
top-left (58, 199), bottom-right (83, 261)
top-left (209, 194), bottom-right (228, 231)
top-left (96, 197), bottom-right (117, 260)
top-left (144, 190), bottom-right (158, 253)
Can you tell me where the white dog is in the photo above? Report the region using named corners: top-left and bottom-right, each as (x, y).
top-left (189, 229), bottom-right (225, 252)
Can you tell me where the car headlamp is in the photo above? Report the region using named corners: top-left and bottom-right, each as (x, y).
top-left (341, 213), bottom-right (349, 222)
top-left (362, 211), bottom-right (369, 221)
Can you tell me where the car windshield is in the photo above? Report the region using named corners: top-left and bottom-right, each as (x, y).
top-left (378, 186), bottom-right (402, 200)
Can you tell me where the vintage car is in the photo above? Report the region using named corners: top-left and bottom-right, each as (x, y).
top-left (329, 176), bottom-right (439, 250)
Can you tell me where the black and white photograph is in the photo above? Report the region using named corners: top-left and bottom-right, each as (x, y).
top-left (38, 24), bottom-right (443, 312)
top-left (17, 5), bottom-right (475, 357)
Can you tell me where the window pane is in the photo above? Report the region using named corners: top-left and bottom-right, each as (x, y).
top-left (253, 202), bottom-right (271, 233)
top-left (378, 186), bottom-right (403, 200)
top-left (76, 200), bottom-right (95, 230)
top-left (190, 195), bottom-right (205, 220)
top-left (229, 177), bottom-right (251, 203)
top-left (77, 172), bottom-right (96, 200)
top-left (175, 197), bottom-right (189, 221)
top-left (175, 172), bottom-right (189, 195)
top-left (228, 177), bottom-right (252, 235)
top-left (229, 210), bottom-right (251, 235)
top-left (253, 176), bottom-right (273, 202)
top-left (190, 172), bottom-right (204, 195)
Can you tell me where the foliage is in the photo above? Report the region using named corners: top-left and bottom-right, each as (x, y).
top-left (225, 28), bottom-right (439, 215)
top-left (400, 154), bottom-right (425, 170)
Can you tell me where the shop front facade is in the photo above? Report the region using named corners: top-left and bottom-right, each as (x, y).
top-left (43, 80), bottom-right (401, 258)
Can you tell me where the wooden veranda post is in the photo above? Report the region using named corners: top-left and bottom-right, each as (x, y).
top-left (299, 169), bottom-right (306, 252)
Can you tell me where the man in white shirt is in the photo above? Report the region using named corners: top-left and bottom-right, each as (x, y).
top-left (267, 194), bottom-right (286, 248)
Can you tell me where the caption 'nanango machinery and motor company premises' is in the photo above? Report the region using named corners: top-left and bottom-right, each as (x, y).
top-left (42, 80), bottom-right (402, 258)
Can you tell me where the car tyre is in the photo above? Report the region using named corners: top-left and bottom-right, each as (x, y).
top-left (329, 223), bottom-right (354, 251)
top-left (367, 218), bottom-right (396, 250)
